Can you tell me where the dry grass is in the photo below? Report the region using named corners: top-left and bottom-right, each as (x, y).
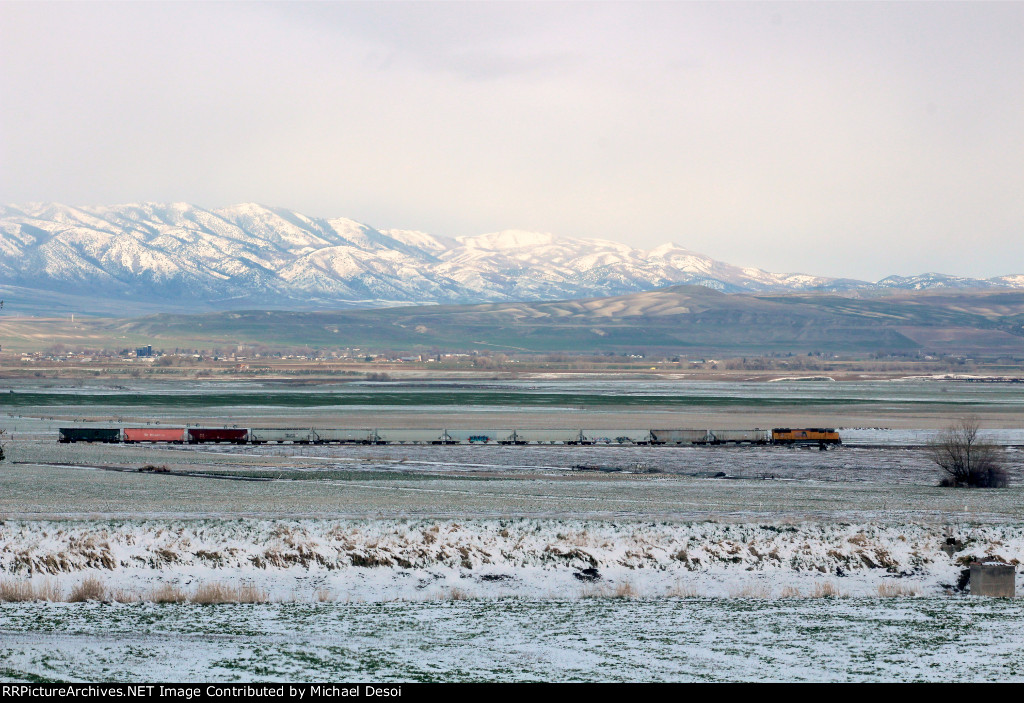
top-left (68, 576), bottom-right (107, 602)
top-left (728, 584), bottom-right (771, 599)
top-left (578, 584), bottom-right (611, 599)
top-left (877, 582), bottom-right (921, 598)
top-left (778, 585), bottom-right (802, 598)
top-left (811, 581), bottom-right (843, 598)
top-left (192, 582), bottom-right (269, 604)
top-left (665, 581), bottom-right (701, 598)
top-left (110, 588), bottom-right (140, 603)
top-left (445, 587), bottom-right (473, 601)
top-left (315, 588), bottom-right (334, 603)
top-left (0, 579), bottom-right (63, 602)
top-left (613, 581), bottom-right (639, 599)
top-left (148, 583), bottom-right (188, 603)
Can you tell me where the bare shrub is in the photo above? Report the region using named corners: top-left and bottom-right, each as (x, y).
top-left (877, 582), bottom-right (921, 598)
top-left (315, 588), bottom-right (334, 603)
top-left (0, 427), bottom-right (7, 463)
top-left (928, 418), bottom-right (1008, 488)
top-left (778, 585), bottom-right (802, 598)
top-left (68, 576), bottom-right (108, 602)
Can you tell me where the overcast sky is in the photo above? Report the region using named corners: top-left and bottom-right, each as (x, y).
top-left (1, 1), bottom-right (1021, 280)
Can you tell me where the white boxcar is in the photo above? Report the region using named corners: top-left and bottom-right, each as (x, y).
top-left (248, 428), bottom-right (314, 444)
top-left (311, 429), bottom-right (376, 444)
top-left (443, 429), bottom-right (517, 444)
top-left (649, 429), bottom-right (712, 445)
top-left (372, 429), bottom-right (449, 444)
top-left (512, 429), bottom-right (583, 444)
top-left (581, 429), bottom-right (652, 445)
top-left (707, 429), bottom-right (770, 444)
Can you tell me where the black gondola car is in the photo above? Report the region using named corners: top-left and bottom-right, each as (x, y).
top-left (59, 427), bottom-right (121, 443)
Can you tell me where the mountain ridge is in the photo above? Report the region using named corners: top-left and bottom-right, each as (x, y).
top-left (2, 201), bottom-right (1021, 314)
top-left (110, 283), bottom-right (1024, 355)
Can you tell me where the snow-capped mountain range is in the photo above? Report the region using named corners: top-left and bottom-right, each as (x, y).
top-left (1, 202), bottom-right (1021, 311)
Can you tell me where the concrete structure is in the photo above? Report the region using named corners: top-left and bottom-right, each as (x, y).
top-left (970, 562), bottom-right (1016, 597)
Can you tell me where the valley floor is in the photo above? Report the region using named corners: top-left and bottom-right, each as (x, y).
top-left (4, 599), bottom-right (1024, 682)
top-left (2, 377), bottom-right (1024, 681)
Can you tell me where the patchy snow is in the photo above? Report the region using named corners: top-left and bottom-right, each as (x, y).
top-left (4, 202), bottom-right (1020, 307)
top-left (2, 598), bottom-right (1024, 681)
top-left (1, 519), bottom-right (1017, 602)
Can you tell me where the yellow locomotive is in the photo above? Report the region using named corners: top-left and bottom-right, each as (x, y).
top-left (771, 428), bottom-right (842, 446)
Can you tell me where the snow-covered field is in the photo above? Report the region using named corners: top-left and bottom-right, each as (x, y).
top-left (1, 518), bottom-right (1020, 601)
top-left (4, 598), bottom-right (1024, 682)
top-left (4, 383), bottom-right (1024, 681)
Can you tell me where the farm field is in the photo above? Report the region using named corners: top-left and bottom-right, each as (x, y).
top-left (2, 376), bottom-right (1024, 681)
top-left (4, 599), bottom-right (1024, 682)
top-left (5, 377), bottom-right (1024, 432)
top-left (4, 446), bottom-right (1024, 520)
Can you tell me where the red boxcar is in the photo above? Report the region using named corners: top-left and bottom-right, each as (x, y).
top-left (187, 428), bottom-right (249, 444)
top-left (123, 427), bottom-right (186, 443)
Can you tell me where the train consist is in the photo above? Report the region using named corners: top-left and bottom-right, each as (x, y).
top-left (58, 426), bottom-right (841, 447)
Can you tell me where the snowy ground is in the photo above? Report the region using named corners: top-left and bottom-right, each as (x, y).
top-left (3, 388), bottom-right (1024, 681)
top-left (3, 599), bottom-right (1024, 682)
top-left (1, 518), bottom-right (1020, 602)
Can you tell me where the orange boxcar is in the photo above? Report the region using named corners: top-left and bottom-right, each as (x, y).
top-left (123, 427), bottom-right (187, 443)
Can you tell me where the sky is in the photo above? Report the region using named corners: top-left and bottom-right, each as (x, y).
top-left (1, 1), bottom-right (1022, 281)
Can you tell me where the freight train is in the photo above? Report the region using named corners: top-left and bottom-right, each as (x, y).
top-left (58, 426), bottom-right (841, 447)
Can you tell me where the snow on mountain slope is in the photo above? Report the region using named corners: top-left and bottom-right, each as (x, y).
top-left (0, 202), bottom-right (1020, 311)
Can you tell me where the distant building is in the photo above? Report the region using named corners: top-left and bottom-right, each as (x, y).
top-left (136, 345), bottom-right (153, 357)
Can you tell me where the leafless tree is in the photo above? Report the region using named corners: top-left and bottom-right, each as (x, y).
top-left (926, 418), bottom-right (1007, 488)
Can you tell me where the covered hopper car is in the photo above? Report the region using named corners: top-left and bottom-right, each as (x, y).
top-left (371, 428), bottom-right (450, 444)
top-left (581, 429), bottom-right (652, 445)
top-left (123, 428), bottom-right (186, 443)
top-left (248, 428), bottom-right (314, 444)
top-left (649, 429), bottom-right (712, 445)
top-left (54, 425), bottom-right (843, 447)
top-left (310, 429), bottom-right (376, 444)
top-left (59, 427), bottom-right (120, 443)
top-left (187, 428), bottom-right (249, 444)
top-left (708, 429), bottom-right (770, 445)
